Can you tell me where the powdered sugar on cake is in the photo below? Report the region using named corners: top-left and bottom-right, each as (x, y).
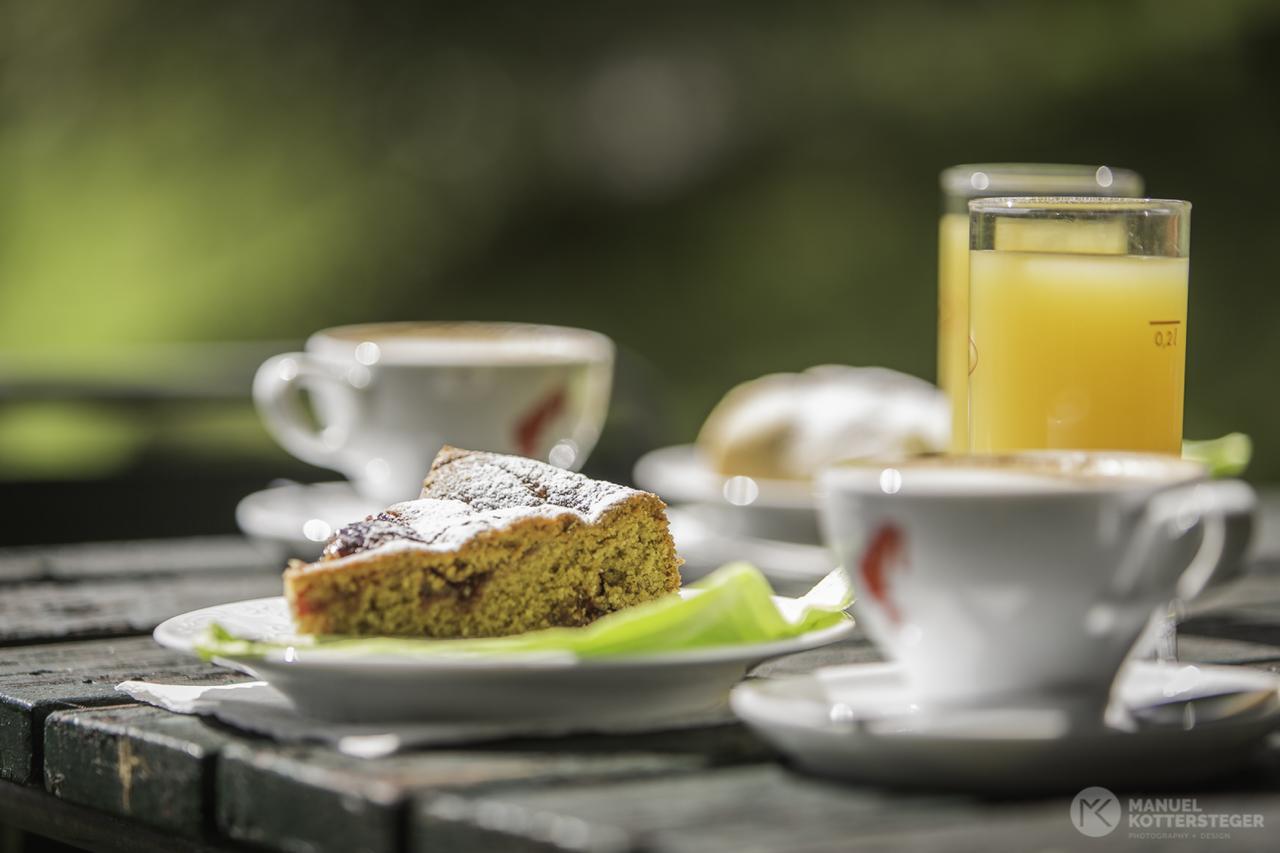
top-left (421, 445), bottom-right (639, 515)
top-left (315, 447), bottom-right (644, 566)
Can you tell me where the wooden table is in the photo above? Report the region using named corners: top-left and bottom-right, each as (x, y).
top-left (3, 535), bottom-right (1280, 853)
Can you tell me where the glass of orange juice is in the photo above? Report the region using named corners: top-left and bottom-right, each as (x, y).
top-left (938, 165), bottom-right (1142, 451)
top-left (968, 197), bottom-right (1191, 454)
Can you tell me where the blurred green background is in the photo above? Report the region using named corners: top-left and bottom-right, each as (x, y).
top-left (3, 0), bottom-right (1279, 540)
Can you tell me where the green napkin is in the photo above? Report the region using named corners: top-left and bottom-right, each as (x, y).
top-left (195, 562), bottom-right (853, 661)
top-left (1183, 432), bottom-right (1252, 477)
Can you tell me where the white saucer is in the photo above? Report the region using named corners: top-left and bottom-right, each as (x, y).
top-left (634, 444), bottom-right (815, 509)
top-left (236, 481), bottom-right (382, 558)
top-left (154, 594), bottom-right (855, 724)
top-left (668, 505), bottom-right (833, 595)
top-left (731, 661), bottom-right (1280, 792)
top-left (634, 445), bottom-right (822, 543)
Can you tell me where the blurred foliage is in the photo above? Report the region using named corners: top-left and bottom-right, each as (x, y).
top-left (0, 402), bottom-right (141, 478)
top-left (3, 0), bottom-right (1280, 479)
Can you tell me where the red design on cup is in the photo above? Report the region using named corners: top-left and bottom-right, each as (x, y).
top-left (859, 523), bottom-right (906, 624)
top-left (515, 387), bottom-right (567, 457)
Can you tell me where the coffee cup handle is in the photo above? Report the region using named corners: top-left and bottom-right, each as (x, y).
top-left (1109, 480), bottom-right (1256, 604)
top-left (253, 353), bottom-right (361, 469)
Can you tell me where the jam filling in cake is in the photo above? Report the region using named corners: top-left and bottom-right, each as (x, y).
top-left (284, 446), bottom-right (683, 638)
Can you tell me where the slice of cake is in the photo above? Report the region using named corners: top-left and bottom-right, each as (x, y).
top-left (285, 446), bottom-right (683, 637)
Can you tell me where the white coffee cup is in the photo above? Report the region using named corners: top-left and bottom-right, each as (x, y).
top-left (817, 452), bottom-right (1255, 717)
top-left (253, 322), bottom-right (614, 503)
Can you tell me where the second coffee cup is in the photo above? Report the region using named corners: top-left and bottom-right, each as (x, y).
top-left (817, 451), bottom-right (1254, 719)
top-left (253, 322), bottom-right (614, 503)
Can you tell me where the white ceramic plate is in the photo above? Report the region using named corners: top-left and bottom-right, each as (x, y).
top-left (155, 594), bottom-right (855, 723)
top-left (236, 481), bottom-right (381, 559)
top-left (731, 661), bottom-right (1280, 792)
top-left (634, 445), bottom-right (823, 543)
top-left (634, 444), bottom-right (816, 510)
top-left (668, 506), bottom-right (833, 594)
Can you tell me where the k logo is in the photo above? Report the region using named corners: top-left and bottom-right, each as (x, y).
top-left (1071, 786), bottom-right (1121, 837)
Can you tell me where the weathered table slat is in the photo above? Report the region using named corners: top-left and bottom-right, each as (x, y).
top-left (44, 705), bottom-right (241, 838)
top-left (0, 778), bottom-right (250, 853)
top-left (2, 669), bottom-right (242, 785)
top-left (414, 765), bottom-right (985, 853)
top-left (0, 535), bottom-right (285, 647)
top-left (413, 754), bottom-right (1280, 853)
top-left (217, 725), bottom-right (774, 853)
top-left (0, 636), bottom-right (245, 784)
top-left (0, 536), bottom-right (283, 583)
top-left (0, 574), bottom-right (282, 645)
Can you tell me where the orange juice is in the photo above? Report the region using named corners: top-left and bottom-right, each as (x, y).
top-left (937, 213), bottom-right (970, 452)
top-left (969, 250), bottom-right (1188, 453)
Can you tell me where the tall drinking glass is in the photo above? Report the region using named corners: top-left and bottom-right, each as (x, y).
top-left (938, 165), bottom-right (1142, 451)
top-left (967, 198), bottom-right (1190, 454)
